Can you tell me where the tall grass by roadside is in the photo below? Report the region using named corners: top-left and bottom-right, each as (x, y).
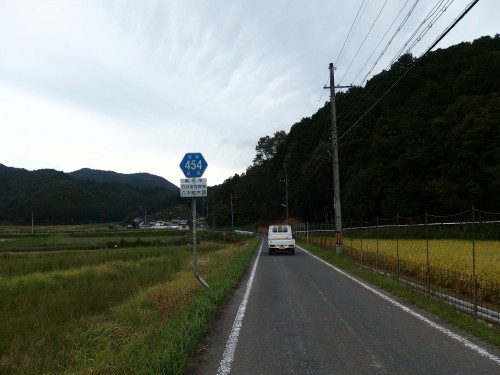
top-left (0, 237), bottom-right (259, 374)
top-left (66, 239), bottom-right (258, 375)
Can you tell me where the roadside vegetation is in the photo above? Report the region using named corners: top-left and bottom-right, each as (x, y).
top-left (0, 229), bottom-right (259, 374)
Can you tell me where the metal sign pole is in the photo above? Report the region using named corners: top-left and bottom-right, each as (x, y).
top-left (179, 152), bottom-right (209, 288)
top-left (192, 197), bottom-right (209, 288)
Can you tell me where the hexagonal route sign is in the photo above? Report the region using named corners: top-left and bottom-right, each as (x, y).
top-left (179, 153), bottom-right (208, 177)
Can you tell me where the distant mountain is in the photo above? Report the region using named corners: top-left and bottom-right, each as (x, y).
top-left (69, 168), bottom-right (178, 192)
top-left (0, 164), bottom-right (180, 224)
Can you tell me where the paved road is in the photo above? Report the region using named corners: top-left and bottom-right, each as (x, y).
top-left (192, 237), bottom-right (500, 374)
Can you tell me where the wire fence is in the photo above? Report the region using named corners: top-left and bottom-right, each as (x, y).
top-left (294, 207), bottom-right (500, 325)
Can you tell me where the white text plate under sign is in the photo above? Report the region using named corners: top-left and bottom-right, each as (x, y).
top-left (180, 178), bottom-right (207, 197)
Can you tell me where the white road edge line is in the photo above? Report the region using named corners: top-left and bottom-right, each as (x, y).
top-left (299, 245), bottom-right (500, 366)
top-left (217, 240), bottom-right (263, 375)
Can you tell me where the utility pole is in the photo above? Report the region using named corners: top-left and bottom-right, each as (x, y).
top-left (230, 193), bottom-right (235, 232)
top-left (281, 174), bottom-right (289, 225)
top-left (285, 174), bottom-right (289, 225)
top-left (324, 63), bottom-right (350, 255)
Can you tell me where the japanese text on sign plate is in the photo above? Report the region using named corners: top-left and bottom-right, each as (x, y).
top-left (180, 178), bottom-right (207, 197)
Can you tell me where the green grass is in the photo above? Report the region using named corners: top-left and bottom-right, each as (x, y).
top-left (0, 232), bottom-right (188, 252)
top-left (300, 241), bottom-right (500, 348)
top-left (0, 247), bottom-right (186, 277)
top-left (0, 229), bottom-right (249, 252)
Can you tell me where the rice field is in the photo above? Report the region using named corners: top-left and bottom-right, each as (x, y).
top-left (344, 237), bottom-right (500, 282)
top-left (0, 231), bottom-right (259, 374)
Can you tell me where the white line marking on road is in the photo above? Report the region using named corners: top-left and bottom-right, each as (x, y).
top-left (217, 241), bottom-right (263, 375)
top-left (299, 246), bottom-right (500, 366)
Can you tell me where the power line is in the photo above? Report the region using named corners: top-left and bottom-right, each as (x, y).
top-left (309, 1), bottom-right (369, 115)
top-left (403, 0), bottom-right (456, 54)
top-left (337, 0), bottom-right (481, 142)
top-left (350, 0), bottom-right (414, 85)
top-left (358, 0), bottom-right (421, 86)
top-left (335, 0), bottom-right (368, 68)
top-left (338, 0), bottom-right (389, 86)
top-left (335, 0), bottom-right (423, 133)
top-left (388, 0), bottom-right (454, 68)
top-left (336, 0), bottom-right (469, 136)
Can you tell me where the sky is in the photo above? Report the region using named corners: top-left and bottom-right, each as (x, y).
top-left (1, 0), bottom-right (498, 187)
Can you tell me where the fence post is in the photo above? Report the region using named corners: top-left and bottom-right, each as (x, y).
top-left (396, 214), bottom-right (400, 282)
top-left (472, 206), bottom-right (477, 316)
top-left (360, 218), bottom-right (363, 268)
top-left (350, 219), bottom-right (353, 260)
top-left (425, 212), bottom-right (430, 294)
top-left (376, 217), bottom-right (379, 273)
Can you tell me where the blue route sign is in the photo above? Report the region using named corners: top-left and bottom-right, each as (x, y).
top-left (179, 153), bottom-right (208, 177)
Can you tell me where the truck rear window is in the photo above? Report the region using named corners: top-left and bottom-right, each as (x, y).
top-left (271, 226), bottom-right (288, 233)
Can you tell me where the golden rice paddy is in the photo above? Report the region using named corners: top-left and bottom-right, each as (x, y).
top-left (344, 237), bottom-right (500, 282)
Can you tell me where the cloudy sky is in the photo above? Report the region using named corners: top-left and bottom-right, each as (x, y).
top-left (1, 0), bottom-right (498, 186)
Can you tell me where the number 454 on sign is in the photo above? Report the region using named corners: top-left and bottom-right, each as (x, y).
top-left (179, 153), bottom-right (208, 177)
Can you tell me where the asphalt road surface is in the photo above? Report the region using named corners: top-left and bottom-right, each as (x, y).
top-left (191, 236), bottom-right (500, 374)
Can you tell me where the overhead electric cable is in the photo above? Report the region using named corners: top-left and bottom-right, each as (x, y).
top-left (337, 0), bottom-right (481, 142)
top-left (338, 0), bottom-right (459, 135)
top-left (404, 0), bottom-right (455, 54)
top-left (336, 0), bottom-right (421, 131)
top-left (350, 0), bottom-right (413, 85)
top-left (335, 0), bottom-right (368, 67)
top-left (233, 141), bottom-right (333, 215)
top-left (358, 0), bottom-right (420, 86)
top-left (312, 1), bottom-right (368, 116)
top-left (338, 0), bottom-right (389, 86)
top-left (387, 0), bottom-right (452, 68)
top-left (313, 79), bottom-right (329, 113)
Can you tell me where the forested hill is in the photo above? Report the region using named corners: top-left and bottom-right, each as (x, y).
top-left (69, 168), bottom-right (178, 191)
top-left (209, 35), bottom-right (500, 226)
top-left (0, 164), bottom-right (179, 224)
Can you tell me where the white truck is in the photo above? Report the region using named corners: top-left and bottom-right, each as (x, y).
top-left (267, 225), bottom-right (295, 255)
